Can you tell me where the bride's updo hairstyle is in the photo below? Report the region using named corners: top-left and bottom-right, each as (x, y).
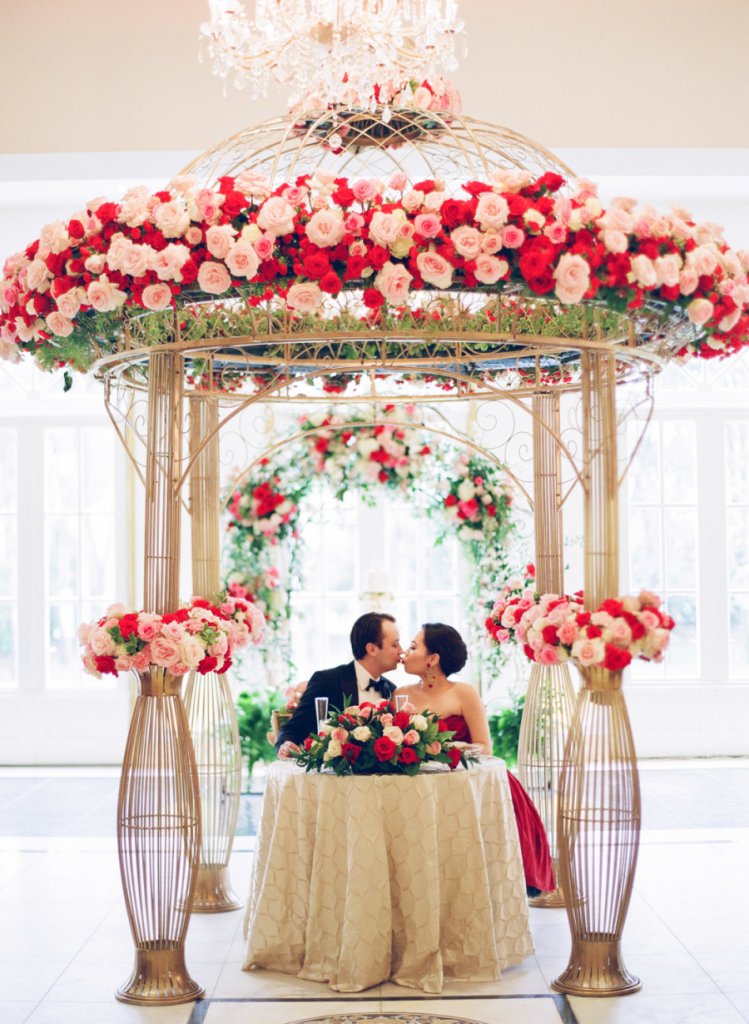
top-left (422, 623), bottom-right (468, 678)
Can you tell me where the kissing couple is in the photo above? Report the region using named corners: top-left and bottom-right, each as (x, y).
top-left (276, 611), bottom-right (555, 896)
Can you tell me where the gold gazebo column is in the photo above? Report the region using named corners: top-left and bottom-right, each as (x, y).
top-left (519, 392), bottom-right (576, 909)
top-left (116, 350), bottom-right (204, 1005)
top-left (184, 393), bottom-right (243, 912)
top-left (553, 349), bottom-right (642, 996)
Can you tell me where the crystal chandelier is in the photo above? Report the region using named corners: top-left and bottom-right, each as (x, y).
top-left (200, 0), bottom-right (465, 107)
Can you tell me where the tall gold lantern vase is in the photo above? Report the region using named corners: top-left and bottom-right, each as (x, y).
top-left (552, 665), bottom-right (641, 997)
top-left (116, 668), bottom-right (204, 1005)
top-left (183, 670), bottom-right (242, 911)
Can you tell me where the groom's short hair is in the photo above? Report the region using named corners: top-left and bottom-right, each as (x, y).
top-left (350, 612), bottom-right (395, 660)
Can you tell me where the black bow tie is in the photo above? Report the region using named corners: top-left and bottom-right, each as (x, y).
top-left (366, 677), bottom-right (387, 695)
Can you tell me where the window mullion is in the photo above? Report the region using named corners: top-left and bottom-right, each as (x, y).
top-left (695, 411), bottom-right (728, 682)
top-left (17, 422), bottom-right (46, 693)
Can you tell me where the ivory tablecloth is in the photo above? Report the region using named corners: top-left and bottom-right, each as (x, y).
top-left (242, 758), bottom-right (533, 993)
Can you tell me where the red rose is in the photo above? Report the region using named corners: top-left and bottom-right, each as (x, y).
top-left (523, 643), bottom-right (535, 661)
top-left (440, 199), bottom-right (467, 228)
top-left (374, 736), bottom-right (397, 761)
top-left (95, 202), bottom-right (119, 224)
top-left (319, 271), bottom-right (342, 294)
top-left (603, 644), bottom-right (632, 672)
top-left (393, 711), bottom-right (411, 730)
top-left (198, 655), bottom-right (218, 674)
top-left (95, 655), bottom-right (117, 675)
top-left (600, 599), bottom-right (624, 617)
top-left (536, 171), bottom-right (565, 193)
top-left (447, 746), bottom-right (462, 770)
top-left (363, 287), bottom-right (385, 309)
top-left (585, 625), bottom-right (602, 639)
top-left (398, 746), bottom-right (419, 765)
top-left (302, 252), bottom-right (330, 278)
top-left (541, 625), bottom-right (559, 646)
top-left (117, 613), bottom-right (139, 639)
top-left (445, 493), bottom-right (458, 507)
top-left (332, 186), bottom-right (355, 206)
top-left (342, 742), bottom-right (362, 763)
top-left (303, 736), bottom-right (313, 751)
top-left (367, 245), bottom-right (389, 270)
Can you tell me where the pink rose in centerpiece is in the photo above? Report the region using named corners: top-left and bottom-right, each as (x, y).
top-left (403, 729), bottom-right (420, 746)
top-left (450, 225), bottom-right (482, 259)
top-left (154, 200), bottom-right (190, 239)
top-left (414, 212), bottom-right (442, 238)
top-left (235, 171), bottom-right (271, 199)
top-left (369, 211), bottom-right (402, 248)
top-left (474, 254), bottom-right (508, 285)
top-left (538, 646), bottom-right (560, 665)
top-left (426, 741), bottom-right (442, 755)
top-left (197, 261), bottom-right (232, 295)
top-left (687, 297), bottom-right (714, 326)
top-left (630, 254), bottom-right (658, 289)
top-left (475, 192), bottom-right (509, 230)
top-left (87, 276), bottom-right (126, 312)
top-left (502, 225), bottom-right (525, 249)
top-left (152, 244), bottom-right (189, 282)
top-left (351, 179), bottom-right (380, 203)
top-left (571, 637), bottom-right (604, 667)
top-left (253, 233), bottom-right (275, 261)
top-left (45, 311), bottom-right (74, 337)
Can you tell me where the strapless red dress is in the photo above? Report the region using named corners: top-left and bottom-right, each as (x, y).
top-left (442, 714), bottom-right (556, 894)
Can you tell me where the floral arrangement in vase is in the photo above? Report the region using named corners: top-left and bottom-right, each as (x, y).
top-left (295, 699), bottom-right (477, 776)
top-left (78, 597), bottom-right (254, 678)
top-left (486, 588), bottom-right (675, 671)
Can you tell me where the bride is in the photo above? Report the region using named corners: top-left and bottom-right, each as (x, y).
top-left (397, 621), bottom-right (555, 896)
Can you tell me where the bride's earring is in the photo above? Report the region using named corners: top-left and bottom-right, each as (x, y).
top-left (425, 664), bottom-right (436, 688)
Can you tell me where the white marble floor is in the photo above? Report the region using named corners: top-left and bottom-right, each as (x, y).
top-left (1, 760), bottom-right (749, 1024)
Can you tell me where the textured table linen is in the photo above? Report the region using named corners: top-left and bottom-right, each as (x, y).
top-left (242, 759), bottom-right (533, 993)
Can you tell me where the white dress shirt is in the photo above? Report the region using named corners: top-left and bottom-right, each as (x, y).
top-left (354, 659), bottom-right (382, 705)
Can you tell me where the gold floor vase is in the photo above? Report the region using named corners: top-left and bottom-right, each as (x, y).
top-left (184, 670), bottom-right (242, 912)
top-left (116, 669), bottom-right (204, 1004)
top-left (518, 662), bottom-right (576, 908)
top-left (552, 666), bottom-right (641, 996)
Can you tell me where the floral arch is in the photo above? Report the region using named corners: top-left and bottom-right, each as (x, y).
top-left (221, 404), bottom-right (518, 685)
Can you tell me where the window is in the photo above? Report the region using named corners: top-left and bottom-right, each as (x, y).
top-left (726, 421), bottom-right (749, 677)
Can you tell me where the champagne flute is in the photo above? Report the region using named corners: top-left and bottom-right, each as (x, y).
top-left (315, 696), bottom-right (329, 733)
top-left (394, 694), bottom-right (408, 712)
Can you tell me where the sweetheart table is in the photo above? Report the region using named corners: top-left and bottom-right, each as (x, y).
top-left (242, 758), bottom-right (533, 993)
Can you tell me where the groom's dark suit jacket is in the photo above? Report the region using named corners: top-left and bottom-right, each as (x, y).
top-left (275, 660), bottom-right (395, 750)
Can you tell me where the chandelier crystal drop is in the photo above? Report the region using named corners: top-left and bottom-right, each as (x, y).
top-left (200, 0), bottom-right (465, 107)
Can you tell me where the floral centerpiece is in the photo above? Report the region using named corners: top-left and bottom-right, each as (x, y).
top-left (485, 588), bottom-right (675, 671)
top-left (78, 597), bottom-right (250, 678)
top-left (294, 699), bottom-right (477, 776)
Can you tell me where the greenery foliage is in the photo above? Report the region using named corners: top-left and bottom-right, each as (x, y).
top-left (235, 689), bottom-right (284, 789)
top-left (487, 693), bottom-right (525, 767)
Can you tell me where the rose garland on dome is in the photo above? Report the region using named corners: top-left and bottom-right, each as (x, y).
top-left (78, 596), bottom-right (264, 679)
top-left (2, 168), bottom-right (748, 373)
top-left (290, 76), bottom-right (462, 118)
top-left (485, 587), bottom-right (675, 672)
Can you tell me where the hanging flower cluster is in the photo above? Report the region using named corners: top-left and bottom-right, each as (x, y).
top-left (484, 564), bottom-right (538, 644)
top-left (78, 598), bottom-right (254, 679)
top-left (442, 452), bottom-right (514, 544)
top-left (290, 76), bottom-right (462, 118)
top-left (2, 167), bottom-right (749, 370)
top-left (486, 587), bottom-right (675, 671)
top-left (227, 466), bottom-right (303, 550)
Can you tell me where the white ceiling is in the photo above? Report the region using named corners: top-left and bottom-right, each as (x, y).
top-left (2, 0), bottom-right (749, 157)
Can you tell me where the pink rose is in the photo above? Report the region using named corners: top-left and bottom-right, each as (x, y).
top-left (305, 209), bottom-right (345, 248)
top-left (351, 179), bottom-right (379, 203)
top-left (369, 211), bottom-right (402, 247)
top-left (136, 615), bottom-right (160, 642)
top-left (655, 254), bottom-right (681, 288)
top-left (602, 230), bottom-right (628, 254)
top-left (121, 242), bottom-right (153, 278)
top-left (414, 213), bottom-right (441, 238)
top-left (55, 288), bottom-right (83, 320)
top-left (426, 741), bottom-right (442, 756)
top-left (557, 621), bottom-right (579, 646)
top-left (475, 192), bottom-right (509, 230)
top-left (253, 234), bottom-right (275, 260)
top-left (142, 283), bottom-right (173, 311)
top-left (538, 646), bottom-right (560, 665)
top-left (610, 620), bottom-right (633, 645)
top-left (87, 276), bottom-right (126, 312)
top-left (153, 200), bottom-right (190, 238)
top-left (331, 727), bottom-right (348, 743)
top-left (26, 259), bottom-right (51, 291)
top-left (197, 261), bottom-right (232, 295)
top-left (162, 621), bottom-right (185, 642)
top-left (115, 656), bottom-right (132, 672)
top-left (403, 729), bottom-right (420, 746)
top-left (234, 171), bottom-right (272, 199)
top-left (553, 253), bottom-right (590, 304)
top-left (481, 231), bottom-right (504, 254)
top-left (719, 308), bottom-right (742, 332)
top-left (387, 172), bottom-right (408, 191)
top-left (374, 261), bottom-right (413, 304)
top-left (690, 245), bottom-right (719, 276)
top-left (282, 185), bottom-right (308, 206)
top-left (450, 225), bottom-right (482, 259)
top-left (84, 254), bottom-right (107, 274)
top-left (194, 188), bottom-right (224, 225)
top-left (344, 212), bottom-right (365, 234)
top-left (225, 241), bottom-right (260, 279)
top-left (90, 629), bottom-right (115, 656)
top-left (152, 243), bottom-right (189, 282)
top-left (402, 190), bottom-right (424, 212)
top-left (380, 713), bottom-right (393, 727)
top-left (571, 637), bottom-right (604, 667)
top-left (629, 254), bottom-right (658, 289)
top-left (119, 186), bottom-right (151, 227)
top-left (474, 254), bottom-right (508, 285)
top-left (544, 221), bottom-right (568, 245)
top-left (205, 225), bottom-right (236, 260)
top-left (185, 226), bottom-right (203, 246)
top-left (502, 225), bottom-right (525, 249)
top-left (416, 251), bottom-right (453, 289)
top-left (687, 297), bottom-right (714, 326)
top-left (257, 196), bottom-right (295, 236)
top-left (286, 281), bottom-right (323, 314)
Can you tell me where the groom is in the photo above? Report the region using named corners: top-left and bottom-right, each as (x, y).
top-left (276, 611), bottom-right (403, 758)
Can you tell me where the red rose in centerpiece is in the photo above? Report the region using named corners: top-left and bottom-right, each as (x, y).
top-left (398, 747), bottom-right (419, 765)
top-left (342, 742), bottom-right (362, 763)
top-left (373, 736), bottom-right (397, 761)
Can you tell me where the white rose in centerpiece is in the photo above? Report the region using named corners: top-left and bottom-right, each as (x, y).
top-left (325, 739), bottom-right (343, 760)
top-left (411, 714), bottom-right (428, 731)
top-left (383, 726), bottom-right (404, 745)
top-left (352, 725), bottom-right (371, 742)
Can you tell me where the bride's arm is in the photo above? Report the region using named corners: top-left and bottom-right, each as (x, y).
top-left (458, 685), bottom-right (493, 755)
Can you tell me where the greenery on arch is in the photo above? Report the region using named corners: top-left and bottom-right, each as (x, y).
top-left (223, 405), bottom-right (518, 686)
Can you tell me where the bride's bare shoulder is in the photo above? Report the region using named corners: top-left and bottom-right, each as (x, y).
top-left (395, 682), bottom-right (419, 693)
